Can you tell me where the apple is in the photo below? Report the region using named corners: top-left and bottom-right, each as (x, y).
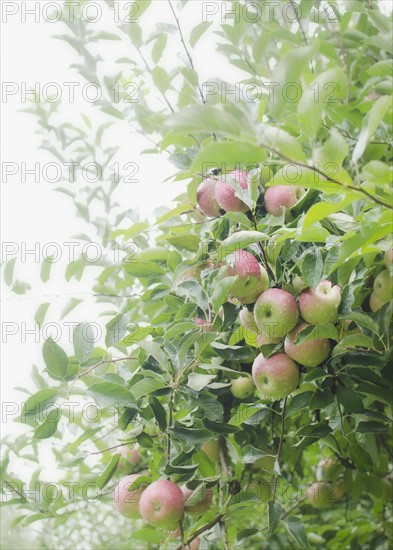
top-left (193, 316), bottom-right (214, 333)
top-left (239, 308), bottom-right (259, 333)
top-left (139, 479), bottom-right (184, 530)
top-left (307, 481), bottom-right (344, 509)
top-left (264, 186), bottom-right (304, 217)
top-left (113, 473), bottom-right (146, 518)
top-left (299, 281), bottom-right (341, 325)
top-left (231, 376), bottom-right (255, 399)
top-left (384, 248), bottom-right (393, 266)
top-left (225, 250), bottom-right (264, 299)
top-left (369, 291), bottom-right (385, 312)
top-left (256, 332), bottom-right (281, 346)
top-left (201, 440), bottom-right (220, 463)
top-left (215, 169), bottom-right (249, 212)
top-left (293, 275), bottom-right (307, 293)
top-left (197, 178), bottom-right (221, 217)
top-left (252, 353), bottom-right (299, 400)
top-left (373, 270), bottom-right (393, 302)
top-left (118, 446), bottom-right (142, 472)
top-left (284, 322), bottom-right (331, 367)
top-left (316, 459), bottom-right (342, 482)
top-left (254, 288), bottom-right (299, 340)
top-left (181, 486), bottom-right (213, 516)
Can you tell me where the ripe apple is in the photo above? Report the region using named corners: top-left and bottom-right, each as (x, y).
top-left (264, 185), bottom-right (304, 217)
top-left (373, 270), bottom-right (393, 302)
top-left (299, 281), bottom-right (341, 325)
top-left (181, 486), bottom-right (213, 516)
top-left (231, 376), bottom-right (255, 399)
top-left (252, 353), bottom-right (299, 400)
top-left (215, 169), bottom-right (249, 212)
top-left (201, 440), bottom-right (220, 463)
top-left (118, 446), bottom-right (142, 472)
top-left (113, 474), bottom-right (146, 518)
top-left (307, 481), bottom-right (344, 509)
top-left (225, 250), bottom-right (264, 299)
top-left (369, 291), bottom-right (385, 312)
top-left (197, 178), bottom-right (221, 217)
top-left (139, 479), bottom-right (184, 530)
top-left (284, 322), bottom-right (331, 367)
top-left (254, 288), bottom-right (299, 340)
top-left (316, 459), bottom-right (342, 482)
top-left (239, 308), bottom-right (259, 334)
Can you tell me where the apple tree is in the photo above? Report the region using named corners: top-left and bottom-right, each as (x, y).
top-left (1, 1), bottom-right (392, 549)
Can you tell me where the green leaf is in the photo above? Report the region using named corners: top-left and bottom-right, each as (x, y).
top-left (339, 312), bottom-right (379, 335)
top-left (203, 419), bottom-right (238, 434)
top-left (349, 445), bottom-right (373, 473)
top-left (190, 141), bottom-right (266, 174)
top-left (165, 234), bottom-right (200, 252)
top-left (151, 66), bottom-right (171, 92)
top-left (60, 298), bottom-right (82, 319)
top-left (131, 378), bottom-right (166, 399)
top-left (243, 445), bottom-right (275, 464)
top-left (268, 501), bottom-right (283, 534)
top-left (211, 276), bottom-right (236, 313)
top-left (97, 455), bottom-right (120, 489)
top-left (4, 258), bottom-right (16, 286)
top-left (313, 129), bottom-right (349, 167)
top-left (139, 341), bottom-right (168, 369)
top-left (352, 96), bottom-right (391, 162)
top-left (217, 231), bottom-right (266, 259)
top-left (23, 388), bottom-right (59, 416)
top-left (283, 517), bottom-right (309, 549)
top-left (105, 314), bottom-right (129, 348)
top-left (296, 422), bottom-right (332, 438)
top-left (42, 339), bottom-right (68, 379)
top-left (151, 33), bottom-right (167, 63)
top-left (193, 450), bottom-right (215, 477)
top-left (88, 382), bottom-right (136, 407)
top-left (187, 373), bottom-right (216, 391)
top-left (33, 415), bottom-right (60, 440)
top-left (301, 249), bottom-right (323, 289)
top-left (259, 125), bottom-right (307, 162)
top-left (171, 427), bottom-right (213, 445)
top-left (73, 322), bottom-right (94, 364)
top-left (125, 261), bottom-right (166, 279)
top-left (118, 407), bottom-right (138, 431)
top-left (34, 303), bottom-right (50, 328)
top-left (149, 396), bottom-right (167, 431)
top-left (190, 21), bottom-right (213, 48)
top-left (356, 421), bottom-right (388, 434)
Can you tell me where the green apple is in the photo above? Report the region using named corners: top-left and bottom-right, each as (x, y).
top-left (307, 481), bottom-right (344, 509)
top-left (226, 250), bottom-right (265, 299)
top-left (252, 353), bottom-right (299, 399)
top-left (231, 376), bottom-right (255, 399)
top-left (316, 459), bottom-right (342, 482)
top-left (369, 291), bottom-right (385, 312)
top-left (299, 281), bottom-right (341, 325)
top-left (139, 479), bottom-right (184, 530)
top-left (284, 322), bottom-right (331, 367)
top-left (373, 270), bottom-right (393, 302)
top-left (254, 288), bottom-right (299, 340)
top-left (293, 275), bottom-right (307, 293)
top-left (201, 440), bottom-right (220, 463)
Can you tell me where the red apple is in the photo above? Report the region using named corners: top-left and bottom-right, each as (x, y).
top-left (215, 169), bottom-right (249, 212)
top-left (264, 185), bottom-right (304, 217)
top-left (197, 178), bottom-right (221, 217)
top-left (225, 250), bottom-right (265, 299)
top-left (139, 479), bottom-right (185, 530)
top-left (113, 474), bottom-right (146, 518)
top-left (284, 322), bottom-right (331, 367)
top-left (299, 281), bottom-right (341, 325)
top-left (254, 288), bottom-right (299, 340)
top-left (252, 353), bottom-right (299, 399)
top-left (181, 486), bottom-right (213, 516)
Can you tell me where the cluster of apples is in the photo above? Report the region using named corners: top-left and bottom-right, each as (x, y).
top-left (197, 169), bottom-right (303, 217)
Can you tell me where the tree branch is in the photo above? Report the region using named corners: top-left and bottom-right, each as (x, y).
top-left (272, 397), bottom-right (287, 502)
top-left (174, 514), bottom-right (224, 550)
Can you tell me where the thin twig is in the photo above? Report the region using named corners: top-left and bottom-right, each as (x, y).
top-left (219, 518), bottom-right (230, 550)
top-left (272, 397), bottom-right (287, 502)
top-left (174, 514), bottom-right (224, 550)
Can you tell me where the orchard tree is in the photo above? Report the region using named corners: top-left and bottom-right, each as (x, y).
top-left (2, 1), bottom-right (393, 549)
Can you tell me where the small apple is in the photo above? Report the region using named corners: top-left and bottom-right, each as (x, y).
top-left (299, 281), bottom-right (341, 325)
top-left (384, 248), bottom-right (393, 266)
top-left (264, 185), bottom-right (304, 217)
top-left (201, 440), bottom-right (220, 463)
top-left (118, 446), bottom-right (142, 472)
top-left (139, 479), bottom-right (184, 530)
top-left (316, 459), bottom-right (342, 482)
top-left (226, 250), bottom-right (264, 299)
top-left (307, 481), bottom-right (344, 509)
top-left (113, 474), bottom-right (146, 518)
top-left (181, 486), bottom-right (213, 516)
top-left (254, 288), bottom-right (299, 340)
top-left (252, 353), bottom-right (299, 400)
top-left (197, 178), bottom-right (221, 217)
top-left (369, 291), bottom-right (385, 312)
top-left (215, 169), bottom-right (249, 213)
top-left (284, 322), bottom-right (331, 367)
top-left (231, 376), bottom-right (255, 399)
top-left (293, 275), bottom-right (307, 293)
top-left (373, 270), bottom-right (393, 302)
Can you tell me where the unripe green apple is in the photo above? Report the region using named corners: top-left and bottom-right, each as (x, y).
top-left (307, 481), bottom-right (344, 509)
top-left (181, 486), bottom-right (213, 516)
top-left (197, 178), bottom-right (221, 217)
top-left (231, 376), bottom-right (255, 399)
top-left (369, 291), bottom-right (385, 312)
top-left (113, 474), bottom-right (146, 518)
top-left (201, 440), bottom-right (220, 463)
top-left (373, 270), bottom-right (393, 302)
top-left (215, 169), bottom-right (249, 212)
top-left (264, 185), bottom-right (304, 218)
top-left (254, 288), bottom-right (299, 340)
top-left (316, 459), bottom-right (342, 482)
top-left (284, 322), bottom-right (331, 367)
top-left (299, 281), bottom-right (341, 325)
top-left (139, 479), bottom-right (184, 530)
top-left (252, 353), bottom-right (299, 399)
top-left (238, 266), bottom-right (269, 304)
top-left (293, 275), bottom-right (307, 293)
top-left (239, 308), bottom-right (259, 333)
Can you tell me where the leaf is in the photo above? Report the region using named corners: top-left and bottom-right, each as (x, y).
top-left (131, 378), bottom-right (166, 399)
top-left (118, 407), bottom-right (138, 431)
top-left (4, 258), bottom-right (16, 286)
top-left (42, 339), bottom-right (68, 379)
top-left (33, 416), bottom-right (60, 440)
top-left (313, 129), bottom-right (349, 167)
top-left (296, 422), bottom-right (332, 438)
top-left (23, 388), bottom-right (59, 416)
top-left (151, 66), bottom-right (171, 92)
top-left (216, 231), bottom-right (267, 259)
top-left (165, 234), bottom-right (200, 252)
top-left (211, 276), bottom-right (236, 313)
top-left (60, 298), bottom-right (82, 319)
top-left (336, 386), bottom-right (363, 413)
top-left (268, 501), bottom-right (283, 534)
top-left (34, 303), bottom-right (50, 327)
top-left (190, 141), bottom-right (266, 174)
top-left (259, 125), bottom-right (307, 162)
top-left (97, 455), bottom-right (120, 489)
top-left (88, 383), bottom-right (136, 407)
top-left (139, 341), bottom-right (168, 369)
top-left (243, 445), bottom-right (275, 464)
top-left (187, 373), bottom-right (216, 392)
top-left (151, 33), bottom-right (167, 64)
top-left (339, 312), bottom-right (379, 335)
top-left (356, 421), bottom-right (388, 433)
top-left (352, 96), bottom-right (391, 162)
top-left (284, 517), bottom-right (309, 549)
top-left (105, 314), bottom-right (129, 348)
top-left (190, 21), bottom-right (213, 48)
top-left (149, 396), bottom-right (167, 431)
top-left (301, 249), bottom-right (323, 289)
top-left (193, 450), bottom-right (215, 477)
top-left (349, 445), bottom-right (373, 473)
top-left (124, 261), bottom-right (166, 279)
top-left (73, 323), bottom-right (94, 364)
top-left (171, 427), bottom-right (213, 445)
top-left (203, 419), bottom-right (238, 434)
